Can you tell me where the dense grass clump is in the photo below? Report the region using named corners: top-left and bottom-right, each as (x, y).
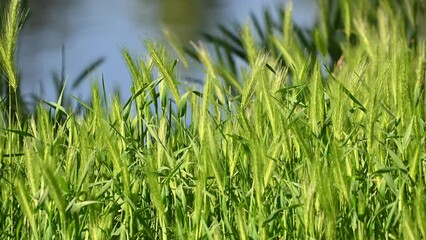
top-left (1, 0), bottom-right (426, 239)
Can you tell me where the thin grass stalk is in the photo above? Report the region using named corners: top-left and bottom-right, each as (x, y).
top-left (15, 177), bottom-right (39, 240)
top-left (282, 2), bottom-right (292, 46)
top-left (0, 1), bottom-right (24, 236)
top-left (241, 26), bottom-right (257, 67)
top-left (415, 182), bottom-right (426, 238)
top-left (193, 43), bottom-right (215, 238)
top-left (317, 0), bottom-right (329, 56)
top-left (339, 0), bottom-right (351, 39)
top-left (241, 55), bottom-right (267, 110)
top-left (146, 41), bottom-right (180, 104)
top-left (259, 61), bottom-right (279, 138)
top-left (309, 61), bottom-right (325, 137)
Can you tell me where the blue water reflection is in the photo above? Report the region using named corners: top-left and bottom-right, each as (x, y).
top-left (17, 0), bottom-right (316, 102)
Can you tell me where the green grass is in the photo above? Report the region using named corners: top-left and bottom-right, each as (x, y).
top-left (1, 0), bottom-right (426, 239)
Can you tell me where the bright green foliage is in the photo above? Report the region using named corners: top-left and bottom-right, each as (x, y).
top-left (0, 0), bottom-right (21, 91)
top-left (1, 1), bottom-right (426, 239)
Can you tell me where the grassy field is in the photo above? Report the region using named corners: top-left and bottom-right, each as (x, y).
top-left (1, 0), bottom-right (426, 239)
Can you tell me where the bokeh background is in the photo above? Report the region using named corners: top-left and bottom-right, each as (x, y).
top-left (17, 0), bottom-right (317, 102)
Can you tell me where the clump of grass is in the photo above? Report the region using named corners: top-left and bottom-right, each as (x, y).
top-left (1, 0), bottom-right (426, 239)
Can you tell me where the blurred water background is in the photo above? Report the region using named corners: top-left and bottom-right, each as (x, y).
top-left (17, 0), bottom-right (317, 102)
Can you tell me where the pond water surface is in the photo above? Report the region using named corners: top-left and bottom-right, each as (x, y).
top-left (17, 0), bottom-right (317, 103)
